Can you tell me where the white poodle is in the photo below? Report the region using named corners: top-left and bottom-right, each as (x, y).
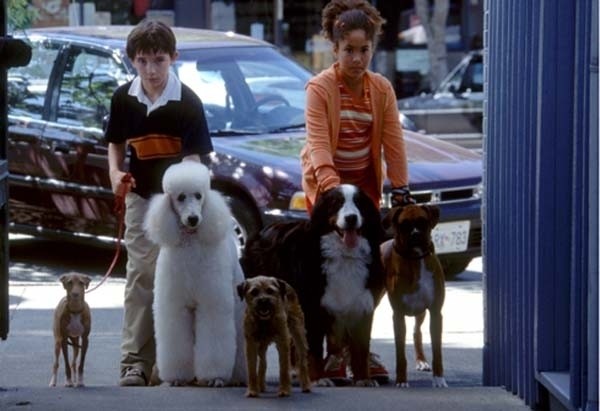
top-left (144, 161), bottom-right (246, 387)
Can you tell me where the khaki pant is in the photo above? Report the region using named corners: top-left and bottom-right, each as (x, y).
top-left (120, 192), bottom-right (159, 380)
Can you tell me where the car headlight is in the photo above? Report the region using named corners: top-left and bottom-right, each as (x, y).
top-left (289, 191), bottom-right (307, 211)
top-left (474, 182), bottom-right (484, 199)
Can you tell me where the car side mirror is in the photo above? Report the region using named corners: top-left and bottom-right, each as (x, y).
top-left (0, 37), bottom-right (32, 68)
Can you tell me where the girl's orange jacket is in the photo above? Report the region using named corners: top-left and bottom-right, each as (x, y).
top-left (300, 63), bottom-right (409, 207)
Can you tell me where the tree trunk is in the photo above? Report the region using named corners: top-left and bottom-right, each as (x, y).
top-left (414, 0), bottom-right (449, 90)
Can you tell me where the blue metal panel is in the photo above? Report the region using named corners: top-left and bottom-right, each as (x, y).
top-left (570, 2), bottom-right (592, 407)
top-left (483, 0), bottom-right (541, 405)
top-left (484, 0), bottom-right (597, 409)
top-left (585, 3), bottom-right (598, 411)
top-left (536, 0), bottom-right (575, 373)
top-left (580, 4), bottom-right (600, 411)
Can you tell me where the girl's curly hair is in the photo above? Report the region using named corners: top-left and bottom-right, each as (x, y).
top-left (321, 0), bottom-right (386, 44)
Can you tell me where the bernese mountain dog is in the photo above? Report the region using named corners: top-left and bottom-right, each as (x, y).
top-left (241, 184), bottom-right (385, 386)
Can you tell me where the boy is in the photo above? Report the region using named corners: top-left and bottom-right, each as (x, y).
top-left (105, 20), bottom-right (213, 386)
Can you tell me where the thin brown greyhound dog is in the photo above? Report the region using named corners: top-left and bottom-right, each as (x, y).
top-left (49, 272), bottom-right (91, 387)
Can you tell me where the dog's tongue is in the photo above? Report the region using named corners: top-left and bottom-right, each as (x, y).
top-left (343, 229), bottom-right (359, 248)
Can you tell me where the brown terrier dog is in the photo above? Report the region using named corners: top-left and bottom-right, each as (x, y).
top-left (49, 272), bottom-right (92, 387)
top-left (237, 276), bottom-right (311, 397)
top-left (380, 204), bottom-right (448, 388)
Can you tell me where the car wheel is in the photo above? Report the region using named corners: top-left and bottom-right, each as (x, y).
top-left (223, 195), bottom-right (260, 258)
top-left (439, 255), bottom-right (473, 280)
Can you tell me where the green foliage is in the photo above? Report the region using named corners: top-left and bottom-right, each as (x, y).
top-left (7, 0), bottom-right (39, 31)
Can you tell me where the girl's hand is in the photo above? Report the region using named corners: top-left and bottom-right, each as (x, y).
top-left (391, 186), bottom-right (416, 207)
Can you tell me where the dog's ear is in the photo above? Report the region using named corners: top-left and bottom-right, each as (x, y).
top-left (81, 275), bottom-right (92, 289)
top-left (382, 206), bottom-right (403, 230)
top-left (236, 281), bottom-right (248, 301)
top-left (423, 205), bottom-right (440, 228)
top-left (144, 193), bottom-right (180, 247)
top-left (59, 274), bottom-right (71, 289)
top-left (276, 279), bottom-right (288, 300)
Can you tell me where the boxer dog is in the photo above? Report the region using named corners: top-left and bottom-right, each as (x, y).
top-left (380, 204), bottom-right (448, 388)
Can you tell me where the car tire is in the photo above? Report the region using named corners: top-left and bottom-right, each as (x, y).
top-left (439, 255), bottom-right (473, 280)
top-left (223, 195), bottom-right (260, 258)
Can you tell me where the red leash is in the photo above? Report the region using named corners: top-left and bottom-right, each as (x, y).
top-left (86, 173), bottom-right (132, 293)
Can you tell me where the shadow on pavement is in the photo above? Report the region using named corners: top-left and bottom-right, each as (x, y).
top-left (0, 308), bottom-right (482, 388)
top-left (9, 238), bottom-right (127, 281)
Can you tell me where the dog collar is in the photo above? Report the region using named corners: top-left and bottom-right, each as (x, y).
top-left (392, 240), bottom-right (433, 260)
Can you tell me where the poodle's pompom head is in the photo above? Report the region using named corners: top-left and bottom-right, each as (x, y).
top-left (162, 161), bottom-right (211, 196)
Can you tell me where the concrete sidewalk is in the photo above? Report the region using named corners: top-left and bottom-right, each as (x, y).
top-left (0, 257), bottom-right (530, 410)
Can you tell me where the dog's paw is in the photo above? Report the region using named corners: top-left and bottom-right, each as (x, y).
top-left (416, 360), bottom-right (431, 371)
top-left (432, 376), bottom-right (448, 388)
top-left (169, 379), bottom-right (189, 387)
top-left (395, 381), bottom-right (410, 388)
top-left (196, 378), bottom-right (226, 388)
top-left (315, 378), bottom-right (336, 387)
top-left (75, 375), bottom-right (85, 387)
top-left (227, 379), bottom-right (246, 387)
top-left (300, 382), bottom-right (312, 393)
top-left (277, 389), bottom-right (290, 397)
top-left (212, 378), bottom-right (226, 388)
top-left (245, 389), bottom-right (259, 398)
top-left (354, 378), bottom-right (379, 387)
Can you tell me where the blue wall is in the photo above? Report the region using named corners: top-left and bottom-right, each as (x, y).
top-left (483, 1), bottom-right (598, 409)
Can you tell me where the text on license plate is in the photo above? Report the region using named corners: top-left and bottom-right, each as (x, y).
top-left (431, 221), bottom-right (470, 254)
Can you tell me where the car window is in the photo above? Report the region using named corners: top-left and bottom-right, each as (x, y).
top-left (460, 61), bottom-right (483, 93)
top-left (240, 60), bottom-right (305, 111)
top-left (56, 47), bottom-right (130, 129)
top-left (178, 62), bottom-right (230, 111)
top-left (8, 38), bottom-right (60, 119)
top-left (440, 65), bottom-right (465, 94)
top-left (439, 55), bottom-right (483, 94)
top-left (176, 47), bottom-right (309, 133)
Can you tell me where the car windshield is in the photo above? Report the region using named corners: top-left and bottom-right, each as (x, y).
top-left (439, 54), bottom-right (483, 94)
top-left (175, 46), bottom-right (311, 134)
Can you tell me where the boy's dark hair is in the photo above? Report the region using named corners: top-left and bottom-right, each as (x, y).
top-left (321, 0), bottom-right (385, 45)
top-left (126, 20), bottom-right (177, 60)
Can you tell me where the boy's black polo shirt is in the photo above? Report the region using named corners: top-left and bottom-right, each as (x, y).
top-left (105, 80), bottom-right (212, 199)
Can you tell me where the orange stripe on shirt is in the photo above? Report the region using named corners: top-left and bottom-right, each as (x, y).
top-left (128, 134), bottom-right (182, 160)
top-left (334, 83), bottom-right (372, 172)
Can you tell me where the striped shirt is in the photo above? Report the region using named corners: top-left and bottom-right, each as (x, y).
top-left (334, 78), bottom-right (373, 174)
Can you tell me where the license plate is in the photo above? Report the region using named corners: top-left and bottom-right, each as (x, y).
top-left (431, 221), bottom-right (471, 254)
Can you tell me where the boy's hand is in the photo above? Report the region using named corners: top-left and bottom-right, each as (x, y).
top-left (110, 169), bottom-right (136, 195)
